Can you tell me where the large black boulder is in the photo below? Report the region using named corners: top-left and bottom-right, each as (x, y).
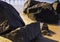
top-left (0, 1), bottom-right (25, 28)
top-left (23, 1), bottom-right (58, 24)
top-left (2, 22), bottom-right (57, 42)
top-left (0, 1), bottom-right (25, 35)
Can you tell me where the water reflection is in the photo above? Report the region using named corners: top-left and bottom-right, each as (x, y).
top-left (1, 0), bottom-right (25, 5)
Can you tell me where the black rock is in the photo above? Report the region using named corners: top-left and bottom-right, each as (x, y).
top-left (23, 0), bottom-right (58, 24)
top-left (0, 1), bottom-right (25, 35)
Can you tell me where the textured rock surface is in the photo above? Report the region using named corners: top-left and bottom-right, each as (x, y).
top-left (23, 0), bottom-right (58, 24)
